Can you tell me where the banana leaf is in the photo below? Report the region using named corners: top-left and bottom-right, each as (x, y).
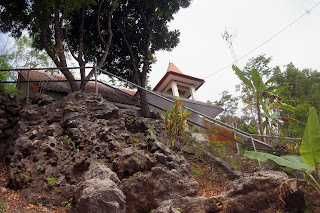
top-left (244, 151), bottom-right (313, 172)
top-left (301, 107), bottom-right (320, 168)
top-left (232, 65), bottom-right (254, 89)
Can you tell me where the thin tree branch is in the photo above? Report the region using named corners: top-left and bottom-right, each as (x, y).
top-left (86, 0), bottom-right (119, 80)
top-left (97, 0), bottom-right (107, 46)
top-left (78, 3), bottom-right (86, 60)
top-left (113, 19), bottom-right (141, 86)
top-left (64, 30), bottom-right (79, 61)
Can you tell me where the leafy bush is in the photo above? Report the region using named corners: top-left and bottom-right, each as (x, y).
top-left (0, 199), bottom-right (5, 213)
top-left (162, 99), bottom-right (191, 137)
top-left (46, 177), bottom-right (57, 187)
top-left (192, 167), bottom-right (204, 176)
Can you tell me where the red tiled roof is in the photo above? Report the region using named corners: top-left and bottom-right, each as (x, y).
top-left (18, 70), bottom-right (71, 93)
top-left (85, 82), bottom-right (138, 106)
top-left (118, 88), bottom-right (136, 96)
top-left (18, 70), bottom-right (139, 106)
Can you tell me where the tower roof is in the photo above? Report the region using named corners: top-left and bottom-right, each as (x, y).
top-left (153, 63), bottom-right (205, 96)
top-left (167, 63), bottom-right (182, 74)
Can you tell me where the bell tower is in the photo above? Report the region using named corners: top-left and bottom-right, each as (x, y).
top-left (153, 63), bottom-right (205, 101)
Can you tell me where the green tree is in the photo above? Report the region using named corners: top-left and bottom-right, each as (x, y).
top-left (0, 0), bottom-right (118, 92)
top-left (236, 55), bottom-right (274, 137)
top-left (212, 90), bottom-right (240, 127)
top-left (101, 0), bottom-right (191, 117)
top-left (0, 0), bottom-right (191, 117)
top-left (233, 64), bottom-right (292, 141)
top-left (272, 63), bottom-right (320, 137)
top-left (243, 54), bottom-right (273, 79)
top-left (0, 35), bottom-right (53, 97)
top-left (233, 65), bottom-right (266, 139)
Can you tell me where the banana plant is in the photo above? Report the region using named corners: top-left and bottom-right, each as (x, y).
top-left (233, 65), bottom-right (265, 140)
top-left (261, 88), bottom-right (296, 137)
top-left (245, 107), bottom-right (320, 194)
top-left (234, 65), bottom-right (295, 140)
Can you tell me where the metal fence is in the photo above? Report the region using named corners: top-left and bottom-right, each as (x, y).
top-left (0, 66), bottom-right (301, 167)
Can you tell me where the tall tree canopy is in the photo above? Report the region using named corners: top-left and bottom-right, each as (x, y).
top-left (0, 0), bottom-right (118, 92)
top-left (0, 0), bottom-right (191, 116)
top-left (100, 0), bottom-right (192, 116)
top-left (273, 63), bottom-right (320, 137)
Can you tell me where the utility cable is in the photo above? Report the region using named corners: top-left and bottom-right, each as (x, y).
top-left (204, 1), bottom-right (320, 79)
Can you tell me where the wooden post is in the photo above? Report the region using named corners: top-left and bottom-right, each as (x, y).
top-left (250, 136), bottom-right (261, 167)
top-left (26, 70), bottom-right (30, 103)
top-left (95, 67), bottom-right (98, 94)
top-left (234, 132), bottom-right (240, 155)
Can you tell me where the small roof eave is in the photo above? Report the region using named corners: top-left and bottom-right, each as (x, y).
top-left (153, 71), bottom-right (205, 92)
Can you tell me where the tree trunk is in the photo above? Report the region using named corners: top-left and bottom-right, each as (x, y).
top-left (80, 62), bottom-right (86, 92)
top-left (53, 1), bottom-right (79, 92)
top-left (256, 95), bottom-right (265, 142)
top-left (86, 0), bottom-right (118, 81)
top-left (114, 20), bottom-right (152, 117)
top-left (265, 117), bottom-right (270, 143)
top-left (139, 89), bottom-right (150, 117)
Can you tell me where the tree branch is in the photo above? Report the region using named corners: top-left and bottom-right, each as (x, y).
top-left (97, 0), bottom-right (107, 46)
top-left (139, 1), bottom-right (158, 87)
top-left (42, 29), bottom-right (60, 66)
top-left (64, 29), bottom-right (79, 61)
top-left (78, 3), bottom-right (86, 60)
top-left (86, 0), bottom-right (119, 80)
top-left (113, 19), bottom-right (141, 86)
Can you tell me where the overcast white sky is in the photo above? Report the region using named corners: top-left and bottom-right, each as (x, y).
top-left (1, 1), bottom-right (320, 104)
top-left (150, 0), bottom-right (320, 103)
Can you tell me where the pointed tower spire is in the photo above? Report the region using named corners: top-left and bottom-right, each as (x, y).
top-left (167, 63), bottom-right (182, 74)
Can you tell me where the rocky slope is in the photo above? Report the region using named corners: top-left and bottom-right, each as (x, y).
top-left (0, 92), bottom-right (294, 212)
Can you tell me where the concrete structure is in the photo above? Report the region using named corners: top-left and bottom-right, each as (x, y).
top-left (149, 63), bottom-right (223, 126)
top-left (153, 63), bottom-right (205, 100)
top-left (16, 65), bottom-right (223, 126)
top-left (17, 70), bottom-right (139, 113)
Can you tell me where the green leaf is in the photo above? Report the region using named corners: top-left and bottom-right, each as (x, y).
top-left (244, 151), bottom-right (313, 171)
top-left (282, 155), bottom-right (314, 172)
top-left (232, 65), bottom-right (254, 89)
top-left (273, 102), bottom-right (295, 112)
top-left (261, 101), bottom-right (270, 117)
top-left (251, 69), bottom-right (264, 90)
top-left (271, 83), bottom-right (289, 95)
top-left (270, 112), bottom-right (280, 120)
top-left (265, 74), bottom-right (281, 85)
top-left (301, 107), bottom-right (320, 168)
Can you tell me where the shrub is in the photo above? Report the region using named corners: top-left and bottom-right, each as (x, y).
top-left (162, 99), bottom-right (191, 138)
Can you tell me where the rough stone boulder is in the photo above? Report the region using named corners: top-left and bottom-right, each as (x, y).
top-left (220, 171), bottom-right (289, 212)
top-left (112, 147), bottom-right (153, 179)
top-left (152, 171), bottom-right (289, 213)
top-left (31, 93), bottom-right (54, 106)
top-left (119, 166), bottom-right (199, 213)
top-left (74, 164), bottom-right (125, 213)
top-left (154, 196), bottom-right (223, 213)
top-left (0, 91), bottom-right (21, 137)
top-left (148, 140), bottom-right (191, 177)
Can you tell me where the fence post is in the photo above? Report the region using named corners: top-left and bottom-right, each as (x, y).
top-left (94, 67), bottom-right (98, 94)
top-left (250, 136), bottom-right (261, 167)
top-left (234, 132), bottom-right (240, 155)
top-left (26, 70), bottom-right (30, 103)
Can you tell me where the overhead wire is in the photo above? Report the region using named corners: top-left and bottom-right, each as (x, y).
top-left (204, 1), bottom-right (320, 80)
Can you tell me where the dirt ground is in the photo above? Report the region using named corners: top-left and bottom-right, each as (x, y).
top-left (0, 162), bottom-right (65, 213)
